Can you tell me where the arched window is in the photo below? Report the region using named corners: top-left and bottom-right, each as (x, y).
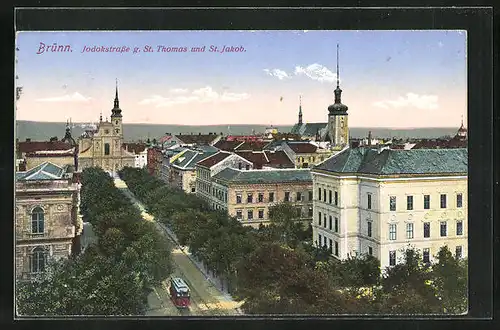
top-left (31, 207), bottom-right (44, 234)
top-left (104, 143), bottom-right (110, 155)
top-left (31, 247), bottom-right (46, 273)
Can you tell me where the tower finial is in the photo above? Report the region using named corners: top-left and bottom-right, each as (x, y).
top-left (298, 94), bottom-right (303, 125)
top-left (114, 78), bottom-right (119, 109)
top-left (100, 111), bottom-right (103, 122)
top-left (336, 43), bottom-right (340, 88)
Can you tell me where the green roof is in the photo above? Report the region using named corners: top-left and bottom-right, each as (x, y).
top-left (172, 149), bottom-right (218, 170)
top-left (214, 168), bottom-right (312, 184)
top-left (314, 147), bottom-right (468, 175)
top-left (17, 162), bottom-right (66, 181)
top-left (290, 122), bottom-right (327, 136)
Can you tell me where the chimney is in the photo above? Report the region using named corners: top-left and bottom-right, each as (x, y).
top-left (199, 132), bottom-right (202, 135)
top-left (25, 138), bottom-right (31, 142)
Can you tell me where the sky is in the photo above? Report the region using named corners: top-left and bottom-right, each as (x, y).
top-left (15, 30), bottom-right (467, 127)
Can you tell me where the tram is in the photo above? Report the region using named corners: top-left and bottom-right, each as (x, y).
top-left (169, 277), bottom-right (191, 308)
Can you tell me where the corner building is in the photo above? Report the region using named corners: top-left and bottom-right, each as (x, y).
top-left (311, 147), bottom-right (468, 269)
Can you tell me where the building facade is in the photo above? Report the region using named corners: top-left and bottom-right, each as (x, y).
top-left (167, 148), bottom-right (218, 193)
top-left (77, 84), bottom-right (135, 174)
top-left (195, 151), bottom-right (253, 206)
top-left (212, 168), bottom-right (313, 228)
top-left (15, 162), bottom-right (83, 280)
top-left (311, 147), bottom-right (468, 269)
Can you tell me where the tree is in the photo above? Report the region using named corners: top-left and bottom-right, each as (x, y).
top-left (431, 246), bottom-right (468, 314)
top-left (379, 247), bottom-right (441, 314)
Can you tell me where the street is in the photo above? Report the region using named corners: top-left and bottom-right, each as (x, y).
top-left (113, 177), bottom-right (243, 316)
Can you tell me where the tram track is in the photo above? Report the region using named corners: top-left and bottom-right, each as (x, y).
top-left (116, 180), bottom-right (233, 316)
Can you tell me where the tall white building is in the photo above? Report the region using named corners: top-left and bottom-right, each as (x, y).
top-left (311, 147), bottom-right (468, 269)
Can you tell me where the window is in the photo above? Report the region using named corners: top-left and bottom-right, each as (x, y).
top-left (389, 224), bottom-right (397, 240)
top-left (456, 220), bottom-right (463, 235)
top-left (329, 239), bottom-right (333, 253)
top-left (296, 192), bottom-right (302, 201)
top-left (440, 221), bottom-right (447, 237)
top-left (329, 216), bottom-right (332, 230)
top-left (367, 221), bottom-right (372, 237)
top-left (318, 234), bottom-right (322, 247)
top-left (238, 163), bottom-right (242, 170)
top-left (258, 193), bottom-right (264, 203)
top-left (455, 246), bottom-right (463, 259)
top-left (406, 223), bottom-right (414, 239)
top-left (440, 194), bottom-right (447, 208)
top-left (258, 209), bottom-right (264, 219)
top-left (457, 193), bottom-right (463, 208)
top-left (245, 164), bottom-right (250, 170)
top-left (334, 241), bottom-right (339, 256)
top-left (191, 187), bottom-right (195, 193)
top-left (31, 207), bottom-right (44, 234)
top-left (334, 191), bottom-right (338, 206)
top-left (424, 222), bottom-right (431, 237)
top-left (323, 189), bottom-right (327, 202)
top-left (367, 193), bottom-right (372, 210)
top-left (296, 207), bottom-right (302, 217)
top-left (31, 247), bottom-right (46, 273)
top-left (318, 212), bottom-right (322, 225)
top-left (424, 195), bottom-right (430, 209)
top-left (329, 190), bottom-right (332, 204)
top-left (389, 251), bottom-right (396, 266)
top-left (323, 215), bottom-right (327, 228)
top-left (104, 143), bottom-right (110, 155)
top-left (335, 217), bottom-right (339, 233)
top-left (284, 192), bottom-right (290, 202)
top-left (389, 196), bottom-right (396, 211)
top-left (421, 248), bottom-right (430, 264)
top-left (247, 193), bottom-right (253, 203)
top-left (269, 192), bottom-right (274, 202)
top-left (308, 207), bottom-right (313, 217)
top-left (247, 210), bottom-right (254, 220)
top-left (318, 188), bottom-right (321, 200)
top-left (368, 246), bottom-right (373, 256)
top-left (308, 191), bottom-right (313, 201)
top-left (236, 210), bottom-right (242, 220)
top-left (236, 194), bottom-right (242, 204)
top-left (407, 196), bottom-right (413, 210)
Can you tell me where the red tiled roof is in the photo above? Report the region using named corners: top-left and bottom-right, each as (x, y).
top-left (287, 142), bottom-right (318, 153)
top-left (264, 150), bottom-right (294, 168)
top-left (235, 150), bottom-right (294, 169)
top-left (176, 134), bottom-right (219, 145)
top-left (214, 140), bottom-right (244, 151)
top-left (412, 137), bottom-right (467, 149)
top-left (17, 141), bottom-right (72, 154)
top-left (235, 151), bottom-right (268, 169)
top-left (196, 151), bottom-right (231, 168)
top-left (235, 141), bottom-right (269, 151)
top-left (122, 142), bottom-right (147, 154)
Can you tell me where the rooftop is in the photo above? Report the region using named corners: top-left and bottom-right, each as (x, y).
top-left (17, 140), bottom-right (73, 154)
top-left (314, 147), bottom-right (468, 176)
top-left (213, 167), bottom-right (312, 185)
top-left (286, 141), bottom-right (318, 154)
top-left (16, 161), bottom-right (68, 181)
top-left (214, 139), bottom-right (245, 151)
top-left (175, 133), bottom-right (221, 145)
top-left (172, 149), bottom-right (218, 170)
top-left (196, 151), bottom-right (232, 168)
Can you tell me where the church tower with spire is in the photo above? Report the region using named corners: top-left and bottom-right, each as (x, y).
top-left (326, 44), bottom-right (349, 150)
top-left (111, 79), bottom-right (123, 138)
top-left (298, 95), bottom-right (303, 125)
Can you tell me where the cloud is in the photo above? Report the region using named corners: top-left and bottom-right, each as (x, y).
top-left (138, 86), bottom-right (250, 108)
top-left (294, 63), bottom-right (338, 83)
top-left (168, 88), bottom-right (188, 94)
top-left (263, 68), bottom-right (291, 80)
top-left (36, 92), bottom-right (92, 103)
top-left (373, 93), bottom-right (439, 110)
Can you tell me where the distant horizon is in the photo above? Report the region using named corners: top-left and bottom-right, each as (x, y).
top-left (15, 120), bottom-right (464, 130)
